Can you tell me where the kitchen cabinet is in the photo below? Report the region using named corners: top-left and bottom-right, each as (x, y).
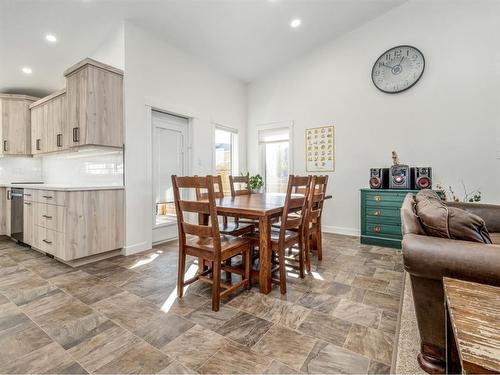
top-left (0, 94), bottom-right (38, 155)
top-left (29, 188), bottom-right (124, 266)
top-left (30, 90), bottom-right (66, 155)
top-left (23, 190), bottom-right (34, 246)
top-left (64, 58), bottom-right (124, 149)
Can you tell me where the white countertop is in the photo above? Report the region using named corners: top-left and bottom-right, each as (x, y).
top-left (0, 183), bottom-right (125, 191)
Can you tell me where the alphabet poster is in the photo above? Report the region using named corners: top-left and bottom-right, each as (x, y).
top-left (306, 126), bottom-right (335, 172)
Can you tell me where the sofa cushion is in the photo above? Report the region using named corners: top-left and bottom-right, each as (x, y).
top-left (401, 193), bottom-right (426, 235)
top-left (415, 190), bottom-right (492, 244)
top-left (490, 233), bottom-right (500, 245)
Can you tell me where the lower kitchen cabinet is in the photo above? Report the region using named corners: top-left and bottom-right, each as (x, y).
top-left (23, 188), bottom-right (124, 265)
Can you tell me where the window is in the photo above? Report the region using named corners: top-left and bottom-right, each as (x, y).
top-left (214, 126), bottom-right (239, 193)
top-left (259, 126), bottom-right (291, 193)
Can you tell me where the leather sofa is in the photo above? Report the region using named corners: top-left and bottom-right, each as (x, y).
top-left (401, 193), bottom-right (500, 373)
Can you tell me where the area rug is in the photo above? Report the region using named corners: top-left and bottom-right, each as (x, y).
top-left (392, 272), bottom-right (425, 374)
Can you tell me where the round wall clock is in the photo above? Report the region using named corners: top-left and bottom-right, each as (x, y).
top-left (371, 45), bottom-right (425, 94)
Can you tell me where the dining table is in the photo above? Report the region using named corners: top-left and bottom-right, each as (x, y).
top-left (199, 192), bottom-right (329, 294)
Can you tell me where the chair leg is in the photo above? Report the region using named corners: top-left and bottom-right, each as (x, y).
top-left (316, 223), bottom-right (323, 261)
top-left (177, 248), bottom-right (186, 298)
top-left (224, 259), bottom-right (232, 282)
top-left (304, 231), bottom-right (311, 273)
top-left (298, 234), bottom-right (305, 278)
top-left (211, 260), bottom-right (221, 311)
top-left (277, 249), bottom-right (287, 294)
top-left (244, 248), bottom-right (252, 290)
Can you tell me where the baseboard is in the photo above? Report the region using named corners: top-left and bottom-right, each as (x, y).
top-left (123, 241), bottom-right (150, 256)
top-left (322, 225), bottom-right (360, 237)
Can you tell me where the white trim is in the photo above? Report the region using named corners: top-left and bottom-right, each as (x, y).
top-left (322, 225), bottom-right (360, 237)
top-left (123, 241), bottom-right (150, 256)
top-left (152, 235), bottom-right (178, 246)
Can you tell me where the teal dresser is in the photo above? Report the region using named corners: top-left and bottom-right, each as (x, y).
top-left (360, 189), bottom-right (418, 249)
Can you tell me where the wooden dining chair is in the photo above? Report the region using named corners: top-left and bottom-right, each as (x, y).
top-left (229, 173), bottom-right (251, 197)
top-left (304, 175), bottom-right (328, 271)
top-left (245, 175), bottom-right (311, 293)
top-left (172, 175), bottom-right (251, 311)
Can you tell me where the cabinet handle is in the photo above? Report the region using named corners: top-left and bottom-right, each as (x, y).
top-left (373, 226), bottom-right (381, 233)
top-left (42, 215), bottom-right (53, 219)
top-left (373, 195), bottom-right (382, 202)
top-left (373, 210), bottom-right (381, 216)
top-left (36, 139), bottom-right (41, 151)
top-left (3, 140), bottom-right (7, 152)
top-left (24, 193), bottom-right (32, 197)
top-left (57, 134), bottom-right (62, 147)
top-left (24, 202), bottom-right (32, 205)
top-left (42, 195), bottom-right (53, 199)
top-left (42, 239), bottom-right (52, 244)
top-left (72, 127), bottom-right (80, 142)
top-left (7, 190), bottom-right (11, 200)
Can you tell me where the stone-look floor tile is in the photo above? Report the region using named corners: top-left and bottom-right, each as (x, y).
top-left (363, 290), bottom-right (400, 313)
top-left (21, 289), bottom-right (74, 318)
top-left (162, 324), bottom-right (229, 370)
top-left (364, 258), bottom-right (395, 271)
top-left (264, 360), bottom-right (300, 374)
top-left (0, 267), bottom-right (36, 288)
top-left (160, 360), bottom-right (198, 374)
top-left (80, 260), bottom-right (138, 286)
top-left (0, 273), bottom-right (58, 306)
top-left (199, 343), bottom-right (273, 374)
top-left (296, 291), bottom-right (340, 314)
top-left (351, 275), bottom-right (389, 293)
top-left (92, 291), bottom-right (161, 331)
top-left (121, 273), bottom-right (176, 298)
top-left (160, 293), bottom-right (209, 316)
top-left (345, 325), bottom-right (394, 365)
top-left (368, 360), bottom-right (391, 374)
top-left (185, 302), bottom-right (239, 330)
top-left (297, 310), bottom-right (351, 346)
top-left (378, 310), bottom-right (398, 335)
top-left (94, 339), bottom-right (172, 374)
top-left (267, 284), bottom-right (305, 303)
top-left (0, 318), bottom-right (53, 365)
top-left (386, 279), bottom-right (403, 297)
top-left (67, 322), bottom-right (139, 373)
top-left (0, 341), bottom-right (87, 374)
top-left (133, 313), bottom-right (195, 350)
top-left (253, 325), bottom-right (317, 370)
top-left (50, 270), bottom-right (122, 304)
top-left (216, 311), bottom-right (273, 347)
top-left (331, 299), bottom-right (382, 328)
top-left (23, 258), bottom-right (75, 279)
top-left (334, 271), bottom-right (357, 285)
top-left (30, 299), bottom-right (111, 350)
top-left (373, 268), bottom-right (403, 283)
top-left (301, 342), bottom-right (370, 374)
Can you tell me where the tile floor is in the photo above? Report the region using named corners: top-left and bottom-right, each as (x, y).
top-left (0, 233), bottom-right (404, 374)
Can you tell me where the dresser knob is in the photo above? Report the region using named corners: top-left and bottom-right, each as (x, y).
top-left (373, 226), bottom-right (381, 233)
top-left (373, 210), bottom-right (381, 216)
top-left (373, 195), bottom-right (381, 202)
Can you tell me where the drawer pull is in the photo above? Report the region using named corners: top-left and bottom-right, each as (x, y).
top-left (373, 210), bottom-right (381, 216)
top-left (43, 239), bottom-right (52, 244)
top-left (73, 127), bottom-right (80, 143)
top-left (36, 139), bottom-right (41, 151)
top-left (24, 202), bottom-right (32, 205)
top-left (373, 195), bottom-right (382, 202)
top-left (42, 195), bottom-right (53, 199)
top-left (373, 226), bottom-right (381, 233)
top-left (24, 193), bottom-right (32, 197)
top-left (57, 133), bottom-right (63, 147)
top-left (42, 215), bottom-right (53, 219)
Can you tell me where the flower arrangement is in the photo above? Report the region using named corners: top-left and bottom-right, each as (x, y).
top-left (249, 174), bottom-right (264, 192)
top-left (435, 182), bottom-right (481, 203)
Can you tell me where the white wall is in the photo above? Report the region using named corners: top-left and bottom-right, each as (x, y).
top-left (124, 22), bottom-right (248, 253)
top-left (248, 0), bottom-right (500, 236)
top-left (90, 24), bottom-right (125, 70)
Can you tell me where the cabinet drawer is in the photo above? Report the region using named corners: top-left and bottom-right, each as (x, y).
top-left (34, 190), bottom-right (66, 206)
top-left (365, 222), bottom-right (402, 239)
top-left (37, 226), bottom-right (65, 259)
top-left (366, 207), bottom-right (401, 220)
top-left (23, 189), bottom-right (34, 202)
top-left (40, 204), bottom-right (65, 232)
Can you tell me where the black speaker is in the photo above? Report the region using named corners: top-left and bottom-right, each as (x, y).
top-left (389, 164), bottom-right (411, 189)
top-left (369, 168), bottom-right (389, 189)
top-left (411, 167), bottom-right (432, 190)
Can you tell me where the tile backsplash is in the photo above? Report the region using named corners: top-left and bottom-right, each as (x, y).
top-left (0, 157), bottom-right (43, 183)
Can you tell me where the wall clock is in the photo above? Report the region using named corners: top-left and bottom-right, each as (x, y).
top-left (371, 45), bottom-right (425, 94)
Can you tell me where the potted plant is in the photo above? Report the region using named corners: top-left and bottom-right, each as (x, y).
top-left (249, 174), bottom-right (264, 193)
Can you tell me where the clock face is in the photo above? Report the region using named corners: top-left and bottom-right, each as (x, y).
top-left (372, 45), bottom-right (425, 93)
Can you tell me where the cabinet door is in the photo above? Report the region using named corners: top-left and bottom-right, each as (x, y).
top-left (46, 95), bottom-right (66, 152)
top-left (30, 105), bottom-right (45, 155)
top-left (66, 68), bottom-right (87, 147)
top-left (23, 200), bottom-right (34, 246)
top-left (2, 99), bottom-right (30, 155)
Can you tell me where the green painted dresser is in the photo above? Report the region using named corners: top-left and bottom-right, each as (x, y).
top-left (360, 189), bottom-right (418, 249)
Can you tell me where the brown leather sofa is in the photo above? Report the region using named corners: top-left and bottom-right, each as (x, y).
top-left (401, 193), bottom-right (500, 373)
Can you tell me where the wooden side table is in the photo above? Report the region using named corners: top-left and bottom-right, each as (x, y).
top-left (444, 278), bottom-right (500, 374)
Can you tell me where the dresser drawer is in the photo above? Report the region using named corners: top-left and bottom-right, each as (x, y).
top-left (366, 207), bottom-right (401, 220)
top-left (364, 192), bottom-right (407, 208)
top-left (365, 222), bottom-right (402, 238)
top-left (37, 226), bottom-right (65, 258)
top-left (34, 190), bottom-right (66, 206)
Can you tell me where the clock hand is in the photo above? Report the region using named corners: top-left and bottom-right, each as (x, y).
top-left (380, 62), bottom-right (393, 69)
top-left (398, 56), bottom-right (404, 66)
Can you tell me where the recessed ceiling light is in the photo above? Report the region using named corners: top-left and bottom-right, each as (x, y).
top-left (290, 19), bottom-right (301, 28)
top-left (22, 67), bottom-right (32, 74)
top-left (45, 34), bottom-right (57, 43)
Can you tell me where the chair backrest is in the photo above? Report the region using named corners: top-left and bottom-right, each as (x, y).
top-left (306, 175), bottom-right (329, 224)
top-left (195, 175), bottom-right (224, 200)
top-left (172, 175), bottom-right (222, 254)
top-left (229, 173), bottom-right (251, 197)
top-left (279, 175), bottom-right (312, 244)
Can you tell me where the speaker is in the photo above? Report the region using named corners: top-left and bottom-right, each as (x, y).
top-left (369, 168), bottom-right (389, 189)
top-left (411, 167), bottom-right (432, 190)
top-left (390, 164), bottom-right (411, 189)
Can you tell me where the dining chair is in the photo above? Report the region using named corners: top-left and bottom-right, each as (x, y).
top-left (229, 173), bottom-right (251, 197)
top-left (304, 175), bottom-right (328, 271)
top-left (245, 175), bottom-right (311, 293)
top-left (172, 175), bottom-right (251, 311)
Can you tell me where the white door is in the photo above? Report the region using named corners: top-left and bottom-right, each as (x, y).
top-left (152, 111), bottom-right (188, 242)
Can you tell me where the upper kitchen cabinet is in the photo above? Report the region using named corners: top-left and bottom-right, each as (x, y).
top-left (64, 58), bottom-right (124, 149)
top-left (0, 94), bottom-right (39, 155)
top-left (30, 89), bottom-right (66, 155)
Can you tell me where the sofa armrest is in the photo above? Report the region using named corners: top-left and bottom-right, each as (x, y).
top-left (403, 233), bottom-right (500, 285)
top-left (446, 202), bottom-right (500, 233)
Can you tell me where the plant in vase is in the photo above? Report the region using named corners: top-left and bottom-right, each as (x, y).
top-left (435, 182), bottom-right (481, 203)
top-left (249, 174), bottom-right (264, 193)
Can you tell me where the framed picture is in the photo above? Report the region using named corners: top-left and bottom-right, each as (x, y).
top-left (306, 125), bottom-right (335, 172)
